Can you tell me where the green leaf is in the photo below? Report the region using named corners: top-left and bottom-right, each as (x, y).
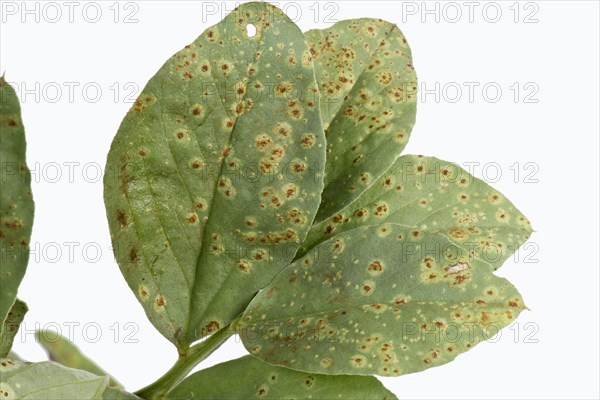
top-left (104, 2), bottom-right (326, 347)
top-left (0, 359), bottom-right (108, 399)
top-left (0, 77), bottom-right (34, 328)
top-left (0, 299), bottom-right (27, 358)
top-left (36, 330), bottom-right (122, 388)
top-left (102, 387), bottom-right (141, 400)
top-left (305, 19), bottom-right (417, 222)
top-left (299, 155), bottom-right (532, 270)
top-left (239, 224), bottom-right (526, 376)
top-left (167, 355), bottom-right (397, 399)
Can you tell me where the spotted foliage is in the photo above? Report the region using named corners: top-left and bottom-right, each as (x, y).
top-left (299, 155), bottom-right (532, 270)
top-left (0, 300), bottom-right (27, 358)
top-left (0, 78), bottom-right (34, 335)
top-left (239, 224), bottom-right (526, 376)
top-left (104, 2), bottom-right (326, 346)
top-left (167, 355), bottom-right (396, 399)
top-left (0, 359), bottom-right (108, 399)
top-left (306, 19), bottom-right (418, 222)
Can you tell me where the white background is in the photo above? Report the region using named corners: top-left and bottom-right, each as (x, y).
top-left (1, 1), bottom-right (599, 398)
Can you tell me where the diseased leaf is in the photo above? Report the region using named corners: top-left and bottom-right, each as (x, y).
top-left (0, 299), bottom-right (27, 358)
top-left (239, 224), bottom-right (526, 376)
top-left (299, 155), bottom-right (532, 269)
top-left (102, 387), bottom-right (141, 400)
top-left (104, 2), bottom-right (325, 347)
top-left (305, 19), bottom-right (417, 222)
top-left (6, 352), bottom-right (23, 362)
top-left (36, 330), bottom-right (122, 388)
top-left (0, 77), bottom-right (34, 328)
top-left (0, 359), bottom-right (107, 399)
top-left (167, 355), bottom-right (396, 399)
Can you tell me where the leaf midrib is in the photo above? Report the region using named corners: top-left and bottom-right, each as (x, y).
top-left (185, 20), bottom-right (261, 342)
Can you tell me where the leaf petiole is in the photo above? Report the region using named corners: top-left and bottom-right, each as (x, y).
top-left (134, 316), bottom-right (240, 399)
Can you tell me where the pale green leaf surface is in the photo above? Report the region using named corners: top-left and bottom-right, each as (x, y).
top-left (0, 359), bottom-right (107, 399)
top-left (299, 155), bottom-right (532, 270)
top-left (167, 355), bottom-right (396, 399)
top-left (305, 19), bottom-right (417, 222)
top-left (0, 77), bottom-right (34, 326)
top-left (36, 330), bottom-right (121, 387)
top-left (104, 2), bottom-right (325, 346)
top-left (0, 299), bottom-right (27, 358)
top-left (240, 224), bottom-right (526, 376)
top-left (102, 387), bottom-right (141, 400)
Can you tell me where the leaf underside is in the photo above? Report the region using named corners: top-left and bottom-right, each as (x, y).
top-left (0, 299), bottom-right (27, 358)
top-left (298, 154), bottom-right (532, 269)
top-left (305, 19), bottom-right (418, 223)
top-left (0, 359), bottom-right (107, 399)
top-left (167, 355), bottom-right (397, 399)
top-left (240, 224), bottom-right (526, 376)
top-left (104, 2), bottom-right (326, 347)
top-left (0, 77), bottom-right (34, 329)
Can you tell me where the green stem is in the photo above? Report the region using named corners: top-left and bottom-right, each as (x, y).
top-left (134, 317), bottom-right (239, 399)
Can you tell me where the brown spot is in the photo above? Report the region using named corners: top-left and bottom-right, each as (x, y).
top-left (205, 320), bottom-right (221, 334)
top-left (117, 211), bottom-right (127, 228)
top-left (367, 260), bottom-right (383, 273)
top-left (129, 248), bottom-right (138, 262)
top-left (293, 163), bottom-right (305, 172)
top-left (255, 136), bottom-right (271, 149)
top-left (374, 203), bottom-right (388, 217)
top-left (301, 134), bottom-right (315, 148)
top-left (276, 82), bottom-right (292, 95)
top-left (238, 261), bottom-right (251, 272)
top-left (7, 119), bottom-right (17, 126)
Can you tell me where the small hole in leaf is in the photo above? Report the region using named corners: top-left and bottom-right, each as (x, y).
top-left (246, 23), bottom-right (257, 38)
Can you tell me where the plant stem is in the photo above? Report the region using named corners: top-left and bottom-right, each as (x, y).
top-left (134, 317), bottom-right (240, 399)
